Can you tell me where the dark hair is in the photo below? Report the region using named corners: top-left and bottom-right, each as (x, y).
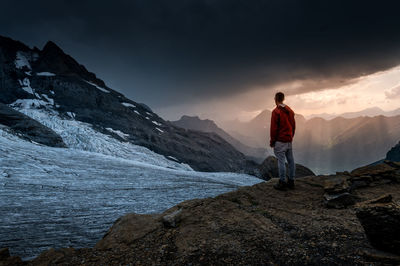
top-left (275, 92), bottom-right (285, 102)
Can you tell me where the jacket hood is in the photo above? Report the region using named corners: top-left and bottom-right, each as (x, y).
top-left (278, 104), bottom-right (291, 114)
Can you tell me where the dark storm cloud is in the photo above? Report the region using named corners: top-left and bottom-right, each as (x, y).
top-left (2, 0), bottom-right (400, 107)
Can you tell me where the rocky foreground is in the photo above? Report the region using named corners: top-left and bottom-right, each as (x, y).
top-left (1, 161), bottom-right (400, 265)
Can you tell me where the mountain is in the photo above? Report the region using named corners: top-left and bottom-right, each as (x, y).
top-left (386, 141), bottom-right (400, 161)
top-left (306, 107), bottom-right (400, 120)
top-left (220, 108), bottom-right (400, 174)
top-left (171, 115), bottom-right (268, 162)
top-left (221, 110), bottom-right (306, 148)
top-left (0, 35), bottom-right (255, 172)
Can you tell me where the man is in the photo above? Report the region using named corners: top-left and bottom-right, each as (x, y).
top-left (270, 92), bottom-right (296, 190)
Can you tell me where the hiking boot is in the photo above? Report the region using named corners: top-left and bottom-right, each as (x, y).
top-left (273, 180), bottom-right (287, 191)
top-left (287, 179), bottom-right (295, 189)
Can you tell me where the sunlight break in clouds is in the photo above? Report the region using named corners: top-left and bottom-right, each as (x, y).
top-left (288, 65), bottom-right (400, 117)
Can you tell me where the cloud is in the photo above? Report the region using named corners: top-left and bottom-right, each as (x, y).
top-left (385, 84), bottom-right (400, 99)
top-left (1, 0), bottom-right (400, 110)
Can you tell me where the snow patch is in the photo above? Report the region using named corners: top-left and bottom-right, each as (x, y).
top-left (50, 90), bottom-right (55, 95)
top-left (85, 81), bottom-right (110, 93)
top-left (134, 110), bottom-right (141, 115)
top-left (15, 51), bottom-right (31, 70)
top-left (146, 112), bottom-right (153, 116)
top-left (105, 128), bottom-right (130, 140)
top-left (41, 94), bottom-right (54, 105)
top-left (122, 102), bottom-right (136, 108)
top-left (37, 72), bottom-right (56, 77)
top-left (167, 156), bottom-right (179, 162)
top-left (66, 112), bottom-right (76, 119)
top-left (152, 120), bottom-right (162, 126)
top-left (145, 117), bottom-right (150, 120)
top-left (156, 127), bottom-right (164, 133)
top-left (10, 106), bottom-right (192, 171)
top-left (10, 99), bottom-right (48, 109)
top-left (18, 78), bottom-right (34, 94)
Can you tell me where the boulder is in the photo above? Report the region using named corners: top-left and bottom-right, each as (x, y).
top-left (258, 156), bottom-right (315, 180)
top-left (356, 195), bottom-right (400, 255)
top-left (95, 213), bottom-right (161, 250)
top-left (324, 193), bottom-right (357, 209)
top-left (323, 175), bottom-right (351, 194)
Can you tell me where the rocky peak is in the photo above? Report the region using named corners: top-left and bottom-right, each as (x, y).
top-left (35, 40), bottom-right (105, 87)
top-left (386, 141), bottom-right (400, 162)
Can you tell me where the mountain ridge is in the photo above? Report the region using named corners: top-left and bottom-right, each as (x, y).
top-left (0, 35), bottom-right (254, 173)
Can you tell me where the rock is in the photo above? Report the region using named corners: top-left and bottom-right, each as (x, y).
top-left (162, 208), bottom-right (182, 228)
top-left (95, 213), bottom-right (161, 250)
top-left (324, 193), bottom-right (357, 209)
top-left (386, 141), bottom-right (400, 162)
top-left (0, 103), bottom-right (66, 148)
top-left (258, 156), bottom-right (315, 180)
top-left (356, 195), bottom-right (400, 255)
top-left (0, 248), bottom-right (10, 260)
top-left (0, 247), bottom-right (23, 266)
top-left (323, 175), bottom-right (350, 194)
top-left (362, 248), bottom-right (400, 264)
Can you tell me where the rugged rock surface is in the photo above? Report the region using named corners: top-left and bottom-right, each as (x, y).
top-left (386, 141), bottom-right (400, 162)
top-left (258, 156), bottom-right (315, 180)
top-left (0, 103), bottom-right (65, 147)
top-left (0, 35), bottom-right (254, 172)
top-left (171, 115), bottom-right (268, 162)
top-left (356, 195), bottom-right (400, 255)
top-left (320, 161), bottom-right (400, 209)
top-left (2, 162), bottom-right (399, 265)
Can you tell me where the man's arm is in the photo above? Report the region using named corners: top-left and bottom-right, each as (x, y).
top-left (270, 111), bottom-right (278, 147)
top-left (292, 113), bottom-right (296, 137)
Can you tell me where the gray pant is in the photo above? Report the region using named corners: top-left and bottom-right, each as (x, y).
top-left (273, 141), bottom-right (295, 182)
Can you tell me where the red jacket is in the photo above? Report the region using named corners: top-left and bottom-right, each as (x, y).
top-left (270, 104), bottom-right (296, 146)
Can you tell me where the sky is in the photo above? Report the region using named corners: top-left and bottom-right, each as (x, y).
top-left (1, 0), bottom-right (400, 122)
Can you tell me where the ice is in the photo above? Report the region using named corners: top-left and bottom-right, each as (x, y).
top-left (152, 120), bottom-right (162, 126)
top-left (37, 72), bottom-right (56, 77)
top-left (14, 51), bottom-right (31, 70)
top-left (105, 127), bottom-right (130, 140)
top-left (121, 102), bottom-right (136, 108)
top-left (11, 99), bottom-right (49, 108)
top-left (18, 78), bottom-right (34, 94)
top-left (0, 127), bottom-right (262, 260)
top-left (66, 112), bottom-right (76, 119)
top-left (2, 101), bottom-right (263, 260)
top-left (11, 103), bottom-right (191, 170)
top-left (41, 94), bottom-right (54, 105)
top-left (85, 80), bottom-right (110, 93)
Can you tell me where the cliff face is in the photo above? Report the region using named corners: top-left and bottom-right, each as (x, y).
top-left (3, 162), bottom-right (399, 265)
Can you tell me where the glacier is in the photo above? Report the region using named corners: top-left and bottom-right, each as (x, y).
top-left (0, 104), bottom-right (262, 259)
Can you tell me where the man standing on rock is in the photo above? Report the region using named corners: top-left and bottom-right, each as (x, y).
top-left (270, 92), bottom-right (296, 190)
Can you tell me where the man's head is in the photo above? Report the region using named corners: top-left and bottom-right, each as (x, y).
top-left (275, 92), bottom-right (285, 105)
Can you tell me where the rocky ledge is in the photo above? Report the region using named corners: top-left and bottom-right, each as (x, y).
top-left (1, 161), bottom-right (399, 265)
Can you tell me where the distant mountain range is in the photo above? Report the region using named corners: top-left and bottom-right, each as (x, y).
top-left (0, 35), bottom-right (256, 173)
top-left (306, 107), bottom-right (400, 120)
top-left (220, 109), bottom-right (400, 174)
top-left (171, 115), bottom-right (268, 162)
